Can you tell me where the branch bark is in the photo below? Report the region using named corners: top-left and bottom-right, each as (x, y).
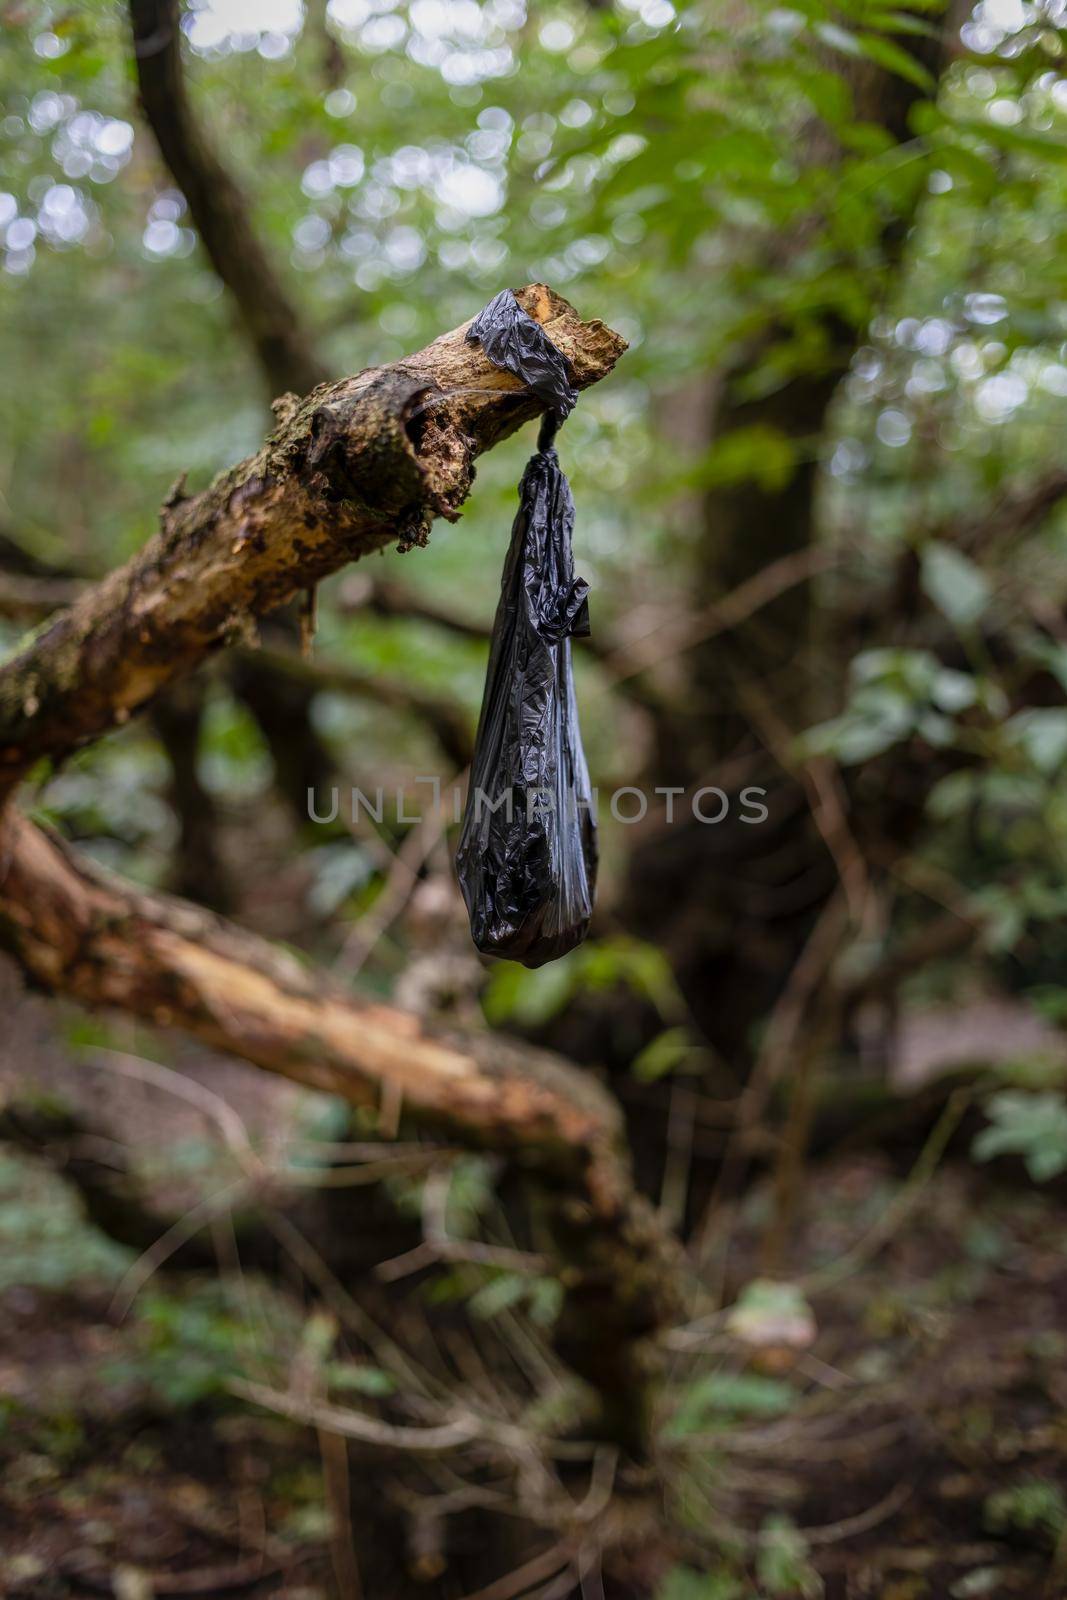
top-left (0, 286), bottom-right (624, 797)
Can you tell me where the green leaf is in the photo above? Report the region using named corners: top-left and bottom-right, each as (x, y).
top-left (921, 542), bottom-right (992, 630)
top-left (815, 21), bottom-right (862, 57)
top-left (632, 1027), bottom-right (696, 1082)
top-left (862, 10), bottom-right (939, 38)
top-left (949, 116), bottom-right (1067, 166)
top-left (1007, 709), bottom-right (1067, 774)
top-left (985, 1479), bottom-right (1067, 1540)
top-left (855, 33), bottom-right (935, 92)
top-left (931, 668), bottom-right (978, 714)
top-left (328, 1364), bottom-right (397, 1397)
top-left (973, 1092), bottom-right (1067, 1182)
top-left (726, 1280), bottom-right (816, 1351)
top-left (528, 1276), bottom-right (564, 1327)
top-left (482, 958), bottom-right (576, 1027)
top-left (757, 1516), bottom-right (823, 1599)
top-left (667, 1371), bottom-right (795, 1437)
top-left (468, 1272), bottom-right (529, 1320)
top-left (657, 1568), bottom-right (749, 1600)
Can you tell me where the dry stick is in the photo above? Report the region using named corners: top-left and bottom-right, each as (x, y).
top-left (248, 643), bottom-right (475, 769)
top-left (110, 1176), bottom-right (254, 1321)
top-left (258, 1203), bottom-right (447, 1403)
top-left (795, 1476), bottom-right (914, 1546)
top-left (210, 1206), bottom-right (273, 1386)
top-left (337, 571), bottom-right (492, 638)
top-left (377, 1162), bottom-right (551, 1283)
top-left (661, 892), bottom-right (851, 1379)
top-left (87, 1046), bottom-right (264, 1176)
top-left (455, 1543), bottom-right (575, 1600)
top-left (695, 890), bottom-right (851, 1268)
top-left (0, 810), bottom-right (629, 1213)
top-left (88, 1046), bottom-right (442, 1188)
top-left (280, 1154), bottom-right (445, 1188)
top-left (541, 1564), bottom-right (584, 1600)
top-left (728, 1417), bottom-right (904, 1463)
top-left (714, 681), bottom-right (873, 1266)
top-left (83, 1049), bottom-right (535, 1418)
top-left (0, 571), bottom-right (87, 620)
top-left (319, 1424), bottom-right (363, 1600)
top-left (596, 545), bottom-right (836, 689)
top-left (336, 545), bottom-right (834, 715)
top-left (73, 1553), bottom-right (287, 1596)
top-left (759, 995), bottom-right (841, 1274)
top-left (800, 1087), bottom-right (972, 1293)
top-left (335, 773), bottom-right (461, 978)
top-left (658, 1080), bottom-right (698, 1231)
top-left (737, 673), bottom-right (870, 927)
top-left (286, 1136), bottom-right (456, 1162)
top-left (675, 934), bottom-right (959, 1350)
top-left (229, 1378), bottom-right (484, 1453)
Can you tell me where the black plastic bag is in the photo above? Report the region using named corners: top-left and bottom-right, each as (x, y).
top-left (456, 292), bottom-right (597, 967)
top-left (466, 289), bottom-right (579, 419)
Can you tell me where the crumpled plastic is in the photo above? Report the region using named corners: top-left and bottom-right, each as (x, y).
top-left (466, 289), bottom-right (579, 419)
top-left (456, 292), bottom-right (596, 967)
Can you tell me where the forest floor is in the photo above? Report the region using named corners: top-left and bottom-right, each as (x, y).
top-left (0, 1148), bottom-right (1063, 1597)
top-left (715, 1157), bottom-right (1067, 1599)
top-left (1, 990), bottom-right (1065, 1598)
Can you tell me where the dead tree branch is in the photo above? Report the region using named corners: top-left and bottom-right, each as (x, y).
top-left (0, 810), bottom-right (626, 1209)
top-left (0, 286), bottom-right (623, 797)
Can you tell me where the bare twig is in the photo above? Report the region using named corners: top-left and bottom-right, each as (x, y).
top-left (455, 1543), bottom-right (575, 1600)
top-left (110, 1177), bottom-right (254, 1320)
top-left (802, 1088), bottom-right (972, 1291)
top-left (230, 1378), bottom-right (484, 1453)
top-left (597, 547), bottom-right (836, 688)
top-left (377, 1163), bottom-right (551, 1283)
top-left (335, 778), bottom-right (460, 978)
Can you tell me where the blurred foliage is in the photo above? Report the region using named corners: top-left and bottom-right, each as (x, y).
top-left (0, 1150), bottom-right (132, 1291)
top-left (483, 932), bottom-right (682, 1026)
top-left (973, 1087), bottom-right (1067, 1177)
top-left (665, 1370), bottom-right (796, 1439)
top-left (2, 0), bottom-right (1066, 997)
top-left (985, 1477), bottom-right (1067, 1546)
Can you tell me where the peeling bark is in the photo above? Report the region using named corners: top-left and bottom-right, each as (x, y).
top-left (0, 286), bottom-right (624, 797)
